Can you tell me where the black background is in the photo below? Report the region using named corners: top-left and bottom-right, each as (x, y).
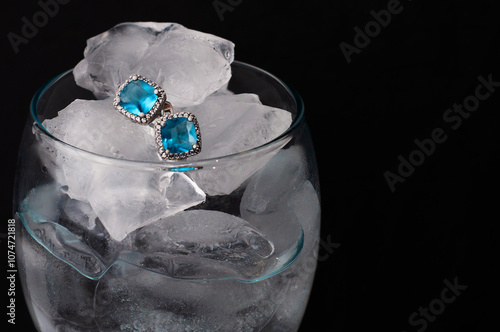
top-left (1, 0), bottom-right (498, 331)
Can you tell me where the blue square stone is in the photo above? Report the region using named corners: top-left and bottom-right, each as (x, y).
top-left (161, 117), bottom-right (198, 154)
top-left (119, 80), bottom-right (158, 116)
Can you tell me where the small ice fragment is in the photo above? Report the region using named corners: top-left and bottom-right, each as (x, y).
top-left (73, 22), bottom-right (234, 107)
top-left (18, 185), bottom-right (107, 278)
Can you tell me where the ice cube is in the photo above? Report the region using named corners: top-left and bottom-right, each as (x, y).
top-left (39, 98), bottom-right (157, 202)
top-left (36, 133), bottom-right (94, 202)
top-left (95, 261), bottom-right (284, 331)
top-left (126, 210), bottom-right (275, 280)
top-left (239, 147), bottom-right (321, 261)
top-left (185, 93), bottom-right (293, 195)
top-left (18, 185), bottom-right (107, 279)
top-left (61, 196), bottom-right (98, 230)
top-left (187, 93), bottom-right (292, 160)
top-left (41, 93), bottom-right (291, 164)
top-left (74, 22), bottom-right (234, 107)
top-left (255, 181), bottom-right (321, 331)
top-left (40, 91), bottom-right (292, 197)
top-left (42, 98), bottom-right (158, 161)
top-left (290, 180), bottom-right (321, 254)
top-left (241, 178), bottom-right (320, 266)
top-left (40, 100), bottom-right (208, 240)
top-left (18, 225), bottom-right (99, 331)
top-left (240, 145), bottom-right (308, 215)
top-left (88, 171), bottom-right (206, 241)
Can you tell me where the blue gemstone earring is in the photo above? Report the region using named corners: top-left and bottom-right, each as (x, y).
top-left (114, 75), bottom-right (202, 160)
top-left (113, 75), bottom-right (165, 124)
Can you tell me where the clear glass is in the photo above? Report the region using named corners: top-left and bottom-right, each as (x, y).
top-left (14, 61), bottom-right (320, 332)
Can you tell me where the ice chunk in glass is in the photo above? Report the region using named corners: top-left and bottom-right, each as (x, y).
top-left (73, 22), bottom-right (234, 107)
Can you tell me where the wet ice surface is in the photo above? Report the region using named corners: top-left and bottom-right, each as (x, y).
top-left (19, 226), bottom-right (99, 331)
top-left (20, 217), bottom-right (289, 332)
top-left (132, 210), bottom-right (274, 259)
top-left (19, 185), bottom-right (107, 278)
top-left (184, 93), bottom-right (292, 195)
top-left (126, 210), bottom-right (276, 281)
top-left (74, 22), bottom-right (234, 107)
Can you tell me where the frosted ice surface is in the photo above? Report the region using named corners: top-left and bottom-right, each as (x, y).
top-left (41, 93), bottom-right (291, 163)
top-left (41, 93), bottom-right (292, 196)
top-left (185, 93), bottom-right (292, 195)
top-left (38, 22), bottom-right (294, 240)
top-left (73, 22), bottom-right (234, 107)
top-left (187, 93), bottom-right (291, 160)
top-left (42, 98), bottom-right (158, 161)
top-left (88, 172), bottom-right (205, 241)
top-left (40, 101), bottom-right (207, 240)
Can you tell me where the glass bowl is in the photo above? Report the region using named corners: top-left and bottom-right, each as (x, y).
top-left (14, 61), bottom-right (321, 332)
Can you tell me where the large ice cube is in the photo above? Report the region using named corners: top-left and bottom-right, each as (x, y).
top-left (88, 171), bottom-right (206, 241)
top-left (125, 210), bottom-right (276, 281)
top-left (37, 132), bottom-right (95, 202)
top-left (42, 94), bottom-right (291, 163)
top-left (187, 93), bottom-right (291, 160)
top-left (74, 22), bottom-right (234, 107)
top-left (185, 93), bottom-right (293, 195)
top-left (40, 98), bottom-right (157, 203)
top-left (42, 98), bottom-right (157, 161)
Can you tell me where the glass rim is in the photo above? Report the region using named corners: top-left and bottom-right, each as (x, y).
top-left (30, 61), bottom-right (305, 169)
